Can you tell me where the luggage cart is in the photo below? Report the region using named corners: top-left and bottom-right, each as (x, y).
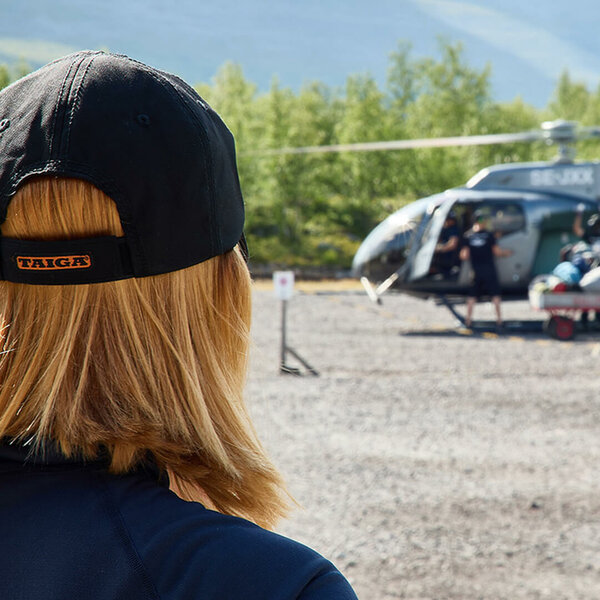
top-left (529, 288), bottom-right (600, 340)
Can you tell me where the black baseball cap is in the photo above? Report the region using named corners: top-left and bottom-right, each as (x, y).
top-left (0, 50), bottom-right (246, 284)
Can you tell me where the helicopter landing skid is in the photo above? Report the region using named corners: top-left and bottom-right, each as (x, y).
top-left (360, 277), bottom-right (382, 304)
top-left (436, 295), bottom-right (467, 326)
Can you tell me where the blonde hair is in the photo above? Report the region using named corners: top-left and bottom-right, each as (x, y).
top-left (0, 177), bottom-right (289, 529)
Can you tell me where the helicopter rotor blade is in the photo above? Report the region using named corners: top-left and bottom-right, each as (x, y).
top-left (260, 130), bottom-right (545, 156)
top-left (578, 126), bottom-right (600, 140)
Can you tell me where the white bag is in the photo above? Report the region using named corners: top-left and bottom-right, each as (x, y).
top-left (579, 266), bottom-right (600, 291)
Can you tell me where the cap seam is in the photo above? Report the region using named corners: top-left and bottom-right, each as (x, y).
top-left (3, 160), bottom-right (124, 201)
top-left (50, 54), bottom-right (87, 161)
top-left (64, 55), bottom-right (96, 159)
top-left (48, 57), bottom-right (77, 159)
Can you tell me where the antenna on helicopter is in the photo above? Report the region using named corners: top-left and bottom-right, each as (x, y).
top-left (541, 120), bottom-right (577, 163)
top-left (542, 119), bottom-right (600, 163)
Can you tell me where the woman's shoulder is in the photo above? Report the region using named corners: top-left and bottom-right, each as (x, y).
top-left (113, 480), bottom-right (358, 599)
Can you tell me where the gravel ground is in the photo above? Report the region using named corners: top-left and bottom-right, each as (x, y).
top-left (246, 283), bottom-right (600, 600)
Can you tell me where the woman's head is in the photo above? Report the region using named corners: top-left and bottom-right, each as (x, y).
top-left (0, 176), bottom-right (287, 528)
top-left (0, 53), bottom-right (289, 528)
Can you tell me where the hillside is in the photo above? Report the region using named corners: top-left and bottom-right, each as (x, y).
top-left (1, 0), bottom-right (600, 106)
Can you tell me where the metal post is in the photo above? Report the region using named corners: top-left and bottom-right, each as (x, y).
top-left (274, 271), bottom-right (318, 376)
top-left (280, 299), bottom-right (287, 370)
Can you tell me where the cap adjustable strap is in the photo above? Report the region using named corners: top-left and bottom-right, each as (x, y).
top-left (0, 236), bottom-right (133, 284)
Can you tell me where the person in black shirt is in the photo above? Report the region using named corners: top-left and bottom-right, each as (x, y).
top-left (431, 212), bottom-right (460, 278)
top-left (460, 213), bottom-right (513, 329)
top-left (571, 204), bottom-right (600, 328)
top-left (573, 203), bottom-right (600, 247)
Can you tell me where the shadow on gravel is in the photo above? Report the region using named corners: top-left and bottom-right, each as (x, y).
top-left (402, 320), bottom-right (600, 343)
top-left (402, 319), bottom-right (545, 338)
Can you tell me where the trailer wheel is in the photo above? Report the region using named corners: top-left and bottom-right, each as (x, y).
top-left (546, 315), bottom-right (575, 341)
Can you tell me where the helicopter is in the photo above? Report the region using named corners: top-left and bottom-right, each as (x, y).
top-left (350, 120), bottom-right (600, 310)
top-left (267, 119), bottom-right (600, 318)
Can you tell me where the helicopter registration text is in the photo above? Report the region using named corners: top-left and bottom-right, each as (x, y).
top-left (530, 166), bottom-right (594, 188)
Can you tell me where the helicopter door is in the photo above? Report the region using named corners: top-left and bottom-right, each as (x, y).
top-left (408, 199), bottom-right (458, 281)
top-left (488, 203), bottom-right (532, 289)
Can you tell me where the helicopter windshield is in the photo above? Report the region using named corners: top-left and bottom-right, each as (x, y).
top-left (351, 197), bottom-right (433, 281)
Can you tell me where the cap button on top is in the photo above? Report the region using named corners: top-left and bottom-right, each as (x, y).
top-left (136, 114), bottom-right (151, 127)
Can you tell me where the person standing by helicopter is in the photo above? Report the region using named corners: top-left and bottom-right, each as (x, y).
top-left (430, 211), bottom-right (461, 279)
top-left (460, 212), bottom-right (513, 330)
top-left (571, 203), bottom-right (600, 327)
top-left (573, 203), bottom-right (600, 250)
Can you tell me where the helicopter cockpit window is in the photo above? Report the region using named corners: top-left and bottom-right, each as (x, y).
top-left (351, 196), bottom-right (431, 281)
top-left (491, 204), bottom-right (525, 235)
top-left (375, 208), bottom-right (425, 263)
top-left (463, 203), bottom-right (526, 236)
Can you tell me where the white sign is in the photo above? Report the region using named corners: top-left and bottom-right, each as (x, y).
top-left (273, 271), bottom-right (294, 300)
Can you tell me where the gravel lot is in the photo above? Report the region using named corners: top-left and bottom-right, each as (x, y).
top-left (246, 283), bottom-right (600, 600)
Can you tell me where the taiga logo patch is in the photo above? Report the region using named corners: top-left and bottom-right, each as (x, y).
top-left (16, 255), bottom-right (92, 270)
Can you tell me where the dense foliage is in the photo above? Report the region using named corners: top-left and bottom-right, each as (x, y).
top-left (5, 42), bottom-right (600, 268)
top-left (196, 40), bottom-right (600, 268)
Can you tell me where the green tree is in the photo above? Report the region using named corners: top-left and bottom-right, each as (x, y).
top-left (399, 39), bottom-right (493, 196)
top-left (469, 98), bottom-right (545, 175)
top-left (191, 38), bottom-right (587, 269)
top-left (0, 65), bottom-right (10, 90)
top-left (331, 74), bottom-right (394, 235)
top-left (13, 59), bottom-right (30, 80)
top-left (386, 41), bottom-right (417, 124)
top-left (0, 59), bottom-right (31, 91)
top-left (247, 79), bottom-right (306, 262)
top-left (547, 70), bottom-right (591, 122)
top-left (544, 71), bottom-right (600, 160)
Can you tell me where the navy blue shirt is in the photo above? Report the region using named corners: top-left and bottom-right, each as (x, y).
top-left (439, 223), bottom-right (459, 246)
top-left (0, 443), bottom-right (358, 600)
top-left (434, 223), bottom-right (460, 270)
